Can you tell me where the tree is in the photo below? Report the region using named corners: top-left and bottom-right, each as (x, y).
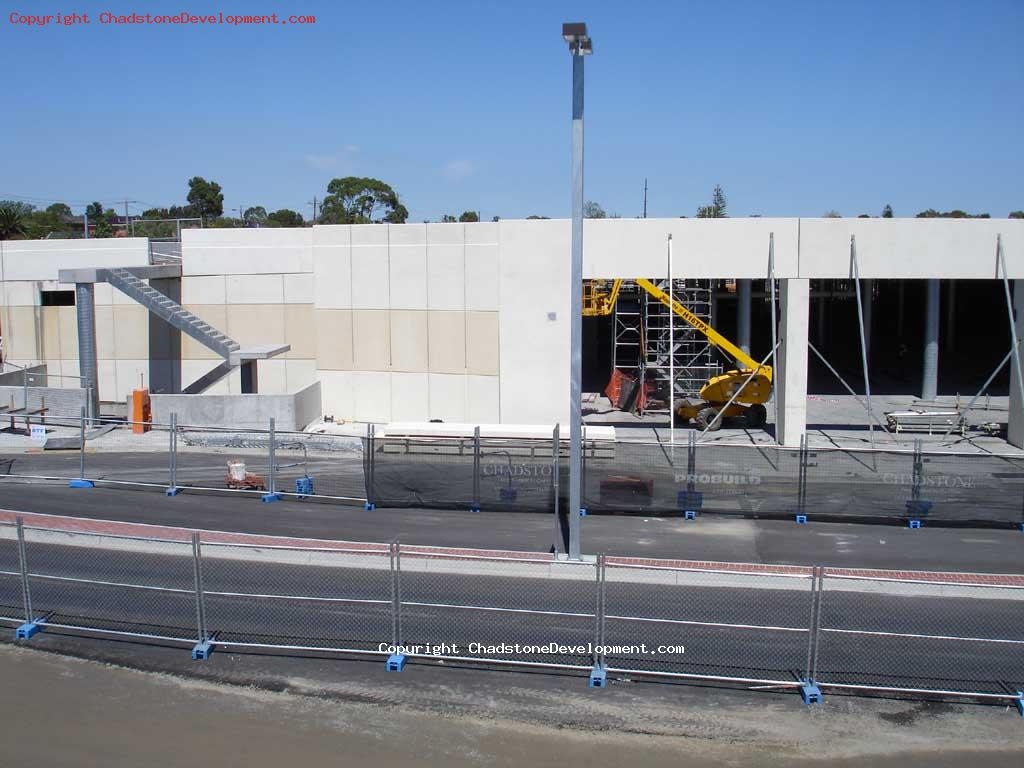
top-left (319, 177), bottom-right (408, 224)
top-left (526, 214), bottom-right (550, 220)
top-left (46, 203), bottom-right (72, 218)
top-left (243, 206), bottom-right (268, 227)
top-left (583, 200), bottom-right (606, 219)
top-left (1009, 211), bottom-right (1024, 219)
top-left (916, 208), bottom-right (990, 219)
top-left (458, 210), bottom-right (480, 223)
top-left (441, 214), bottom-right (458, 223)
top-left (711, 185), bottom-right (727, 217)
top-left (85, 201), bottom-right (104, 221)
top-left (823, 210), bottom-right (842, 218)
top-left (187, 177), bottom-right (224, 221)
top-left (266, 209), bottom-right (304, 228)
top-left (882, 204), bottom-right (893, 218)
top-left (0, 205), bottom-right (28, 239)
top-left (696, 185), bottom-right (727, 218)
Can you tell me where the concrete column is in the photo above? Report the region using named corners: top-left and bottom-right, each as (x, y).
top-left (776, 279), bottom-right (809, 447)
top-left (148, 277), bottom-right (182, 394)
top-left (737, 278), bottom-right (751, 355)
top-left (1008, 282), bottom-right (1024, 448)
top-left (922, 279), bottom-right (940, 401)
top-left (74, 283), bottom-right (100, 419)
top-left (944, 280), bottom-right (957, 352)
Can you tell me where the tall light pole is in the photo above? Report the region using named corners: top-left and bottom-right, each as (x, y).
top-left (563, 22), bottom-right (592, 560)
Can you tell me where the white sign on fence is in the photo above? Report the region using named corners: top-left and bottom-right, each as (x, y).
top-left (30, 424), bottom-right (46, 441)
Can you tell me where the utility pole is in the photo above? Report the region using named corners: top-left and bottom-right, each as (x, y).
top-left (83, 210), bottom-right (89, 239)
top-left (309, 196), bottom-right (318, 224)
top-left (643, 178), bottom-right (648, 219)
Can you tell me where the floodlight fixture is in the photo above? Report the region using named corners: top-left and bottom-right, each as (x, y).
top-left (562, 22), bottom-right (593, 54)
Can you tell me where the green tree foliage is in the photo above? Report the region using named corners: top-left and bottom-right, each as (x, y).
top-left (187, 177), bottom-right (224, 220)
top-left (526, 214), bottom-right (550, 220)
top-left (1008, 211), bottom-right (1024, 219)
top-left (266, 209), bottom-right (304, 227)
top-left (696, 185), bottom-right (728, 218)
top-left (243, 206), bottom-right (268, 227)
top-left (583, 201), bottom-right (606, 219)
top-left (319, 177), bottom-right (408, 224)
top-left (458, 210), bottom-right (480, 223)
top-left (0, 205), bottom-right (28, 239)
top-left (882, 204), bottom-right (893, 218)
top-left (915, 208), bottom-right (990, 219)
top-left (441, 214), bottom-right (458, 223)
top-left (823, 210), bottom-right (842, 218)
top-left (85, 201), bottom-right (104, 221)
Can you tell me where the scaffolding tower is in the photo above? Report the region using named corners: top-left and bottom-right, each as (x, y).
top-left (611, 278), bottom-right (720, 414)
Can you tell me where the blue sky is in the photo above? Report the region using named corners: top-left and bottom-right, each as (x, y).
top-left (2, 0), bottom-right (1022, 221)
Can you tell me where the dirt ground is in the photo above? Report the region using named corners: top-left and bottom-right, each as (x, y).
top-left (2, 643), bottom-right (1022, 768)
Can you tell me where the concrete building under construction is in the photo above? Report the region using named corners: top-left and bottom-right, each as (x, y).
top-left (1, 216), bottom-right (1022, 446)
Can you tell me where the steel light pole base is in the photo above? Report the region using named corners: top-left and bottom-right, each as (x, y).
top-left (261, 492), bottom-right (283, 503)
top-left (800, 681), bottom-right (823, 704)
top-left (15, 621), bottom-right (43, 640)
top-left (68, 479), bottom-right (95, 488)
top-left (386, 654), bottom-right (407, 672)
top-left (192, 640), bottom-right (216, 660)
top-left (588, 665), bottom-right (607, 688)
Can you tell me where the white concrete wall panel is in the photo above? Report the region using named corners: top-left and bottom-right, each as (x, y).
top-left (798, 218), bottom-right (1024, 279)
top-left (426, 245), bottom-right (466, 310)
top-left (256, 358), bottom-right (288, 394)
top-left (285, 359), bottom-right (318, 392)
top-left (465, 244), bottom-right (500, 311)
top-left (318, 371), bottom-right (355, 420)
top-left (283, 272), bottom-right (315, 304)
top-left (582, 218), bottom-right (801, 279)
top-left (466, 375), bottom-right (500, 424)
top-left (226, 274), bottom-right (285, 304)
top-left (181, 228), bottom-right (312, 276)
top-left (182, 276), bottom-right (227, 305)
top-left (388, 245), bottom-right (428, 310)
top-left (391, 372), bottom-right (430, 421)
top-left (428, 372), bottom-right (466, 422)
top-left (312, 245), bottom-right (352, 309)
top-left (0, 238), bottom-right (149, 281)
top-left (498, 219), bottom-right (570, 424)
top-left (390, 310), bottom-right (429, 372)
top-left (352, 310), bottom-right (391, 370)
top-left (350, 246), bottom-right (391, 310)
top-left (427, 311), bottom-right (466, 374)
top-left (352, 371), bottom-right (391, 422)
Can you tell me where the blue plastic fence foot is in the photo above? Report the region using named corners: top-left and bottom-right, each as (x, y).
top-left (684, 510), bottom-right (697, 520)
top-left (580, 508), bottom-right (588, 517)
top-left (386, 653), bottom-right (407, 672)
top-left (470, 504), bottom-right (481, 513)
top-left (15, 621), bottom-right (43, 640)
top-left (1014, 693), bottom-right (1023, 717)
top-left (165, 486), bottom-right (181, 497)
top-left (795, 514), bottom-right (808, 524)
top-left (799, 680), bottom-right (822, 705)
top-left (1018, 523), bottom-right (1024, 533)
top-left (588, 665), bottom-right (607, 688)
top-left (260, 492), bottom-right (283, 503)
top-left (68, 479), bottom-right (95, 489)
top-left (191, 640), bottom-right (215, 660)
top-left (364, 502), bottom-right (376, 511)
top-left (908, 519), bottom-right (922, 529)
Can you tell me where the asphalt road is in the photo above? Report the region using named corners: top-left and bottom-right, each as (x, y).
top-left (3, 478), bottom-right (1024, 574)
top-left (2, 538), bottom-right (1021, 696)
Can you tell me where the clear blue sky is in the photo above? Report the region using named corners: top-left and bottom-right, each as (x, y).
top-left (2, 0), bottom-right (1022, 221)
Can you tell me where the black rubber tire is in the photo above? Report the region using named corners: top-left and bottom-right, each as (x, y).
top-left (695, 407), bottom-right (721, 431)
top-left (746, 404), bottom-right (767, 428)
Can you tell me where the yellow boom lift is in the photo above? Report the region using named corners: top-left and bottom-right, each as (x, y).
top-left (583, 279), bottom-right (772, 430)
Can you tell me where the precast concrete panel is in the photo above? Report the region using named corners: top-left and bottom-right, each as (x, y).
top-left (426, 244), bottom-right (466, 310)
top-left (391, 372), bottom-right (430, 421)
top-left (798, 218), bottom-right (1024, 279)
top-left (181, 228), bottom-right (312, 276)
top-left (182, 276), bottom-right (227, 305)
top-left (350, 245), bottom-right (391, 310)
top-left (226, 274), bottom-right (285, 304)
top-left (390, 310), bottom-right (429, 372)
top-left (388, 245), bottom-right (428, 310)
top-left (466, 375), bottom-right (500, 424)
top-left (352, 371), bottom-right (392, 422)
top-left (428, 372), bottom-right (467, 422)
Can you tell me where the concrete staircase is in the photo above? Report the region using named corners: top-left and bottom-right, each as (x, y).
top-left (105, 267), bottom-right (239, 360)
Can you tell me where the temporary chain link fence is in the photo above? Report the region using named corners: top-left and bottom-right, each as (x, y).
top-left (1, 517), bottom-right (1022, 709)
top-left (2, 415), bottom-right (1024, 526)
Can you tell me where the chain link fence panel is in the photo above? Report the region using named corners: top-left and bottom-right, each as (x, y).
top-left (199, 542), bottom-right (393, 652)
top-left (814, 568), bottom-right (1024, 697)
top-left (602, 559), bottom-right (814, 685)
top-left (397, 551), bottom-right (596, 668)
top-left (0, 521), bottom-right (22, 622)
top-left (22, 526), bottom-right (196, 642)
